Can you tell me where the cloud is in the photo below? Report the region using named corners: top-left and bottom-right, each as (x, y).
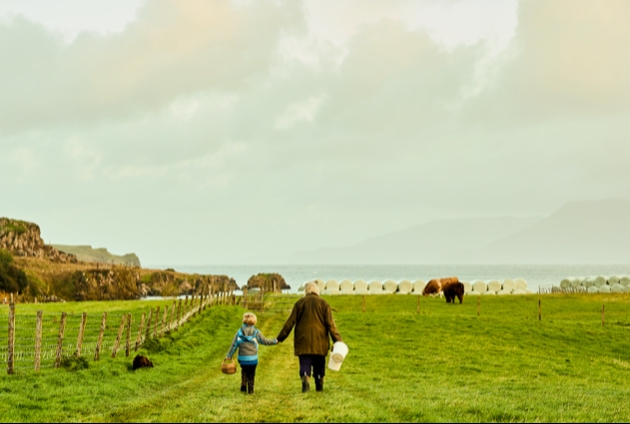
top-left (0, 0), bottom-right (304, 134)
top-left (467, 0), bottom-right (630, 124)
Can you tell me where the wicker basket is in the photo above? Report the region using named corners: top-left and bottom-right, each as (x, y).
top-left (221, 358), bottom-right (237, 375)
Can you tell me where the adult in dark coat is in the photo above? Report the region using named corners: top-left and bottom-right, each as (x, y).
top-left (277, 281), bottom-right (343, 392)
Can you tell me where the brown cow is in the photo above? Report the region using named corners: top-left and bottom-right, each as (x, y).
top-left (443, 281), bottom-right (464, 304)
top-left (422, 276), bottom-right (459, 297)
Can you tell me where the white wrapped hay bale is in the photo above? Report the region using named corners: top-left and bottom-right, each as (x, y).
top-left (620, 276), bottom-right (630, 286)
top-left (354, 279), bottom-right (368, 292)
top-left (583, 276), bottom-right (595, 288)
top-left (472, 280), bottom-right (487, 294)
top-left (322, 289), bottom-right (340, 295)
top-left (482, 291), bottom-right (496, 295)
top-left (611, 283), bottom-right (624, 293)
top-left (326, 280), bottom-right (339, 292)
top-left (598, 285), bottom-right (611, 293)
top-left (354, 289), bottom-right (370, 295)
top-left (315, 279), bottom-right (326, 293)
top-left (468, 291), bottom-right (481, 296)
top-left (570, 278), bottom-right (583, 288)
top-left (587, 286), bottom-right (599, 294)
top-left (515, 278), bottom-right (528, 290)
top-left (339, 279), bottom-right (354, 294)
top-left (501, 279), bottom-right (516, 292)
top-left (412, 280), bottom-right (426, 294)
top-left (608, 275), bottom-right (621, 285)
top-left (461, 281), bottom-right (472, 294)
top-left (560, 278), bottom-right (571, 289)
top-left (487, 280), bottom-right (501, 293)
top-left (623, 285), bottom-right (630, 293)
top-left (497, 289), bottom-right (511, 295)
top-left (368, 281), bottom-right (383, 293)
top-left (512, 288), bottom-right (526, 295)
top-left (383, 280), bottom-right (398, 293)
top-left (593, 276), bottom-right (606, 287)
top-left (397, 280), bottom-right (413, 294)
top-left (525, 289), bottom-right (535, 295)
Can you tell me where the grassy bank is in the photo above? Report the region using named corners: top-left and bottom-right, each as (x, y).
top-left (1, 293), bottom-right (630, 422)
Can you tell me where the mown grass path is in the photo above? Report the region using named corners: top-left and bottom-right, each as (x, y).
top-left (2, 294), bottom-right (630, 422)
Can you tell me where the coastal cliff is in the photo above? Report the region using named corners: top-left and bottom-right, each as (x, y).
top-left (0, 217), bottom-right (239, 302)
top-left (52, 244), bottom-right (141, 266)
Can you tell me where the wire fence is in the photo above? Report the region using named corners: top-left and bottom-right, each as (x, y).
top-left (1, 290), bottom-right (236, 375)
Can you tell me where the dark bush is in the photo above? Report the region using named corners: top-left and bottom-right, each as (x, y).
top-left (0, 249), bottom-right (28, 294)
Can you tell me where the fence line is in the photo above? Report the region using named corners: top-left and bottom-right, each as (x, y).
top-left (1, 291), bottom-right (239, 375)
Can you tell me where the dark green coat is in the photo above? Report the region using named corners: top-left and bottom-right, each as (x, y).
top-left (277, 293), bottom-right (343, 356)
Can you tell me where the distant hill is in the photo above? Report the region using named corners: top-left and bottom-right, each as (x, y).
top-left (52, 245), bottom-right (141, 266)
top-left (290, 199), bottom-right (630, 265)
top-left (290, 216), bottom-right (543, 264)
top-left (452, 199), bottom-right (630, 264)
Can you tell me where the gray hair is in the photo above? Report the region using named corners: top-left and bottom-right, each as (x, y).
top-left (304, 281), bottom-right (320, 295)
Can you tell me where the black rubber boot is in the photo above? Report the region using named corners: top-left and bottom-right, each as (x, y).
top-left (301, 375), bottom-right (310, 393)
top-left (240, 372), bottom-right (247, 393)
top-left (315, 376), bottom-right (324, 392)
top-left (247, 377), bottom-right (255, 395)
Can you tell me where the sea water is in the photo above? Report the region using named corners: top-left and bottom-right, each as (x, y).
top-left (146, 264), bottom-right (630, 293)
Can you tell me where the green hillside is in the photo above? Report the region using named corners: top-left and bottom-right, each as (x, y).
top-left (52, 245), bottom-right (141, 266)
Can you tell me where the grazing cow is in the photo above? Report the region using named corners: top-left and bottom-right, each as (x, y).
top-left (422, 276), bottom-right (459, 297)
top-left (132, 354), bottom-right (153, 370)
top-left (442, 281), bottom-right (464, 304)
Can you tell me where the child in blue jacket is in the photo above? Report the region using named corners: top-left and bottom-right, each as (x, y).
top-left (226, 312), bottom-right (278, 394)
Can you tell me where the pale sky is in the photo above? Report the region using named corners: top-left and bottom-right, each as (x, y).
top-left (1, 0), bottom-right (629, 265)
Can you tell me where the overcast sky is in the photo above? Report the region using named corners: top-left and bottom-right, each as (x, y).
top-left (1, 0), bottom-right (629, 265)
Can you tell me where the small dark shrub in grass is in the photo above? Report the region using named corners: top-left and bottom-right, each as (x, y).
top-left (60, 355), bottom-right (89, 371)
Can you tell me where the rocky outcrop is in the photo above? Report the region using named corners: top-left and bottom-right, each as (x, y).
top-left (0, 218), bottom-right (78, 263)
top-left (138, 271), bottom-right (238, 297)
top-left (245, 273), bottom-right (290, 293)
top-left (73, 267), bottom-right (141, 301)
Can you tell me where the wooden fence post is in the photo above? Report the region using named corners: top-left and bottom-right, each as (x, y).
top-left (176, 299), bottom-right (182, 329)
top-left (477, 296), bottom-right (480, 317)
top-left (169, 301), bottom-right (176, 332)
top-left (243, 288), bottom-right (248, 310)
top-left (112, 315), bottom-right (126, 358)
top-left (125, 314), bottom-right (132, 357)
top-left (75, 312), bottom-right (88, 357)
top-left (416, 296), bottom-right (420, 314)
top-left (153, 307), bottom-right (160, 338)
top-left (34, 310), bottom-right (43, 371)
top-left (184, 296), bottom-right (189, 321)
top-left (54, 312), bottom-right (67, 368)
top-left (135, 313), bottom-right (145, 352)
top-left (602, 304), bottom-right (605, 326)
top-left (160, 307), bottom-right (168, 337)
top-left (7, 302), bottom-right (15, 375)
top-left (95, 312), bottom-right (107, 361)
top-left (145, 308), bottom-right (153, 340)
top-left (538, 299), bottom-right (541, 321)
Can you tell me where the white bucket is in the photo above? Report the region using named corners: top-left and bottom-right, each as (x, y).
top-left (328, 341), bottom-right (349, 371)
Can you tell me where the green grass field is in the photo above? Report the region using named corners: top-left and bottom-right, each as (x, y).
top-left (1, 293), bottom-right (630, 422)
